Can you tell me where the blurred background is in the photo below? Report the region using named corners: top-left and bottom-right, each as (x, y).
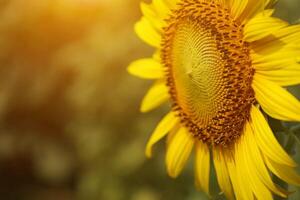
top-left (0, 0), bottom-right (299, 199)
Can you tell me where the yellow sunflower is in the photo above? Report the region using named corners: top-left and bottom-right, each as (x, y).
top-left (128, 0), bottom-right (300, 199)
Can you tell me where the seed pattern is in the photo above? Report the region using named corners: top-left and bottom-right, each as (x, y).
top-left (161, 0), bottom-right (255, 146)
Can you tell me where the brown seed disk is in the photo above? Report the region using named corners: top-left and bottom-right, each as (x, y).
top-left (161, 0), bottom-right (256, 146)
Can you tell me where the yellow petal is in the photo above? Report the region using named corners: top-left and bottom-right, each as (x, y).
top-left (128, 58), bottom-right (164, 79)
top-left (141, 80), bottom-right (169, 113)
top-left (166, 127), bottom-right (194, 178)
top-left (152, 0), bottom-right (171, 18)
top-left (253, 75), bottom-right (300, 121)
top-left (234, 136), bottom-right (255, 200)
top-left (145, 112), bottom-right (179, 158)
top-left (166, 124), bottom-right (180, 148)
top-left (239, 124), bottom-right (273, 200)
top-left (273, 24), bottom-right (300, 45)
top-left (244, 10), bottom-right (287, 42)
top-left (194, 142), bottom-right (210, 195)
top-left (134, 17), bottom-right (161, 48)
top-left (246, 119), bottom-right (289, 198)
top-left (140, 2), bottom-right (165, 32)
top-left (251, 45), bottom-right (300, 86)
top-left (226, 158), bottom-right (245, 200)
top-left (250, 105), bottom-right (297, 167)
top-left (152, 50), bottom-right (161, 61)
top-left (229, 0), bottom-right (265, 23)
top-left (213, 148), bottom-right (234, 200)
top-left (265, 156), bottom-right (300, 186)
top-left (164, 0), bottom-right (180, 9)
top-left (252, 24), bottom-right (300, 53)
top-left (252, 46), bottom-right (300, 71)
top-left (255, 68), bottom-right (300, 86)
top-left (229, 0), bottom-right (248, 20)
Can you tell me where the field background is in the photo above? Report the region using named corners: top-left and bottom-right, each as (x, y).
top-left (0, 0), bottom-right (299, 199)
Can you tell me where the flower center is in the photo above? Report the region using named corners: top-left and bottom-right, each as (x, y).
top-left (161, 0), bottom-right (255, 146)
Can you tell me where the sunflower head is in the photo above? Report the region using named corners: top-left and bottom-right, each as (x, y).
top-left (162, 0), bottom-right (256, 146)
top-left (129, 0), bottom-right (300, 199)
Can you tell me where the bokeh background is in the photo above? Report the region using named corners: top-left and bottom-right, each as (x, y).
top-left (0, 0), bottom-right (299, 199)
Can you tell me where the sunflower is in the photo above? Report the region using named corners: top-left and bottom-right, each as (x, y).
top-left (128, 0), bottom-right (300, 199)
